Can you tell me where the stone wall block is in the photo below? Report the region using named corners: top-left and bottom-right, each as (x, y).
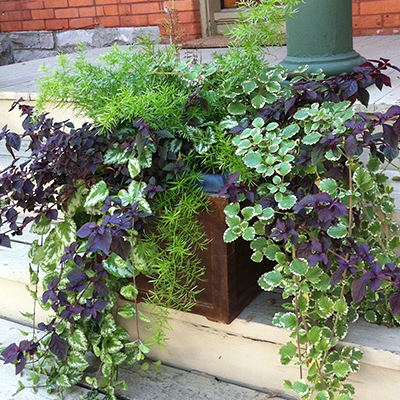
top-left (131, 26), bottom-right (161, 44)
top-left (0, 26), bottom-right (161, 65)
top-left (38, 32), bottom-right (55, 50)
top-left (55, 30), bottom-right (96, 53)
top-left (9, 32), bottom-right (40, 50)
top-left (96, 26), bottom-right (160, 47)
top-left (0, 34), bottom-right (14, 66)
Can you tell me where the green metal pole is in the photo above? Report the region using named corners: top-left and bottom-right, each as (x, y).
top-left (281, 0), bottom-right (366, 77)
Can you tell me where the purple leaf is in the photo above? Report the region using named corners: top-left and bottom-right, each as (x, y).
top-left (15, 354), bottom-right (26, 375)
top-left (42, 290), bottom-right (51, 305)
top-left (357, 86), bottom-right (370, 107)
top-left (0, 234), bottom-right (11, 248)
top-left (6, 208), bottom-right (18, 223)
top-left (344, 135), bottom-right (357, 158)
top-left (93, 281), bottom-right (109, 297)
top-left (2, 343), bottom-right (18, 364)
top-left (296, 242), bottom-right (311, 259)
top-left (258, 195), bottom-right (277, 210)
top-left (369, 278), bottom-right (382, 293)
top-left (343, 79), bottom-right (358, 99)
top-left (46, 209), bottom-right (58, 221)
top-left (393, 117), bottom-right (400, 137)
top-left (49, 332), bottom-right (67, 360)
top-left (386, 105), bottom-right (400, 116)
top-left (293, 193), bottom-right (331, 213)
top-left (22, 180), bottom-right (34, 195)
top-left (87, 231), bottom-right (112, 254)
top-left (330, 267), bottom-right (346, 285)
top-left (6, 132), bottom-right (21, 151)
top-left (93, 299), bottom-right (108, 311)
top-left (66, 268), bottom-right (89, 292)
top-left (389, 292), bottom-right (400, 315)
top-left (110, 235), bottom-right (131, 261)
top-left (382, 124), bottom-right (398, 149)
top-left (227, 172), bottom-right (240, 186)
top-left (76, 222), bottom-right (98, 238)
top-left (351, 272), bottom-right (373, 303)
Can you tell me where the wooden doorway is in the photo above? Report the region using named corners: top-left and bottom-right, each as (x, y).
top-left (222, 0), bottom-right (239, 8)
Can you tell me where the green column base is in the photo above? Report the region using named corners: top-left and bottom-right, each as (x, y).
top-left (280, 50), bottom-right (367, 77)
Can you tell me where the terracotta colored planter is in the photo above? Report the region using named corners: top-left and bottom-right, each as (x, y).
top-left (135, 195), bottom-right (274, 324)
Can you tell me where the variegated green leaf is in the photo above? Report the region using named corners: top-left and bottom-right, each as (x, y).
top-left (327, 224), bottom-right (347, 238)
top-left (84, 181), bottom-right (109, 208)
top-left (69, 329), bottom-right (88, 352)
top-left (251, 94), bottom-right (266, 109)
top-left (128, 156), bottom-right (141, 178)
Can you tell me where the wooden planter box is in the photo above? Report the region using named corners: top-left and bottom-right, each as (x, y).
top-left (136, 195), bottom-right (274, 324)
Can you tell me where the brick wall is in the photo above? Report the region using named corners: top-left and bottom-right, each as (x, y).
top-left (0, 0), bottom-right (399, 42)
top-left (353, 0), bottom-right (400, 36)
top-left (0, 0), bottom-right (201, 42)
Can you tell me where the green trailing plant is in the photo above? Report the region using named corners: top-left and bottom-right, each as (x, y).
top-left (143, 172), bottom-right (209, 312)
top-left (218, 61), bottom-right (400, 398)
top-left (3, 4), bottom-right (400, 398)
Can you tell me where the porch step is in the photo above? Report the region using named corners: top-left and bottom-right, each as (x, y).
top-left (0, 318), bottom-right (285, 400)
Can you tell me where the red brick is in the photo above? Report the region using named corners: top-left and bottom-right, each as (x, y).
top-left (8, 10), bottom-right (32, 20)
top-left (45, 18), bottom-right (69, 30)
top-left (353, 15), bottom-right (382, 29)
top-left (22, 19), bottom-right (45, 30)
top-left (82, 6), bottom-right (104, 17)
top-left (31, 9), bottom-right (55, 19)
top-left (0, 2), bottom-right (22, 12)
top-left (68, 0), bottom-right (93, 6)
top-left (120, 0), bottom-right (154, 3)
top-left (69, 17), bottom-right (95, 29)
top-left (0, 20), bottom-right (22, 31)
top-left (95, 6), bottom-right (105, 16)
top-left (118, 4), bottom-right (131, 15)
top-left (55, 7), bottom-right (79, 18)
top-left (148, 12), bottom-right (164, 25)
top-left (103, 5), bottom-right (118, 15)
top-left (383, 13), bottom-right (400, 28)
top-left (21, 0), bottom-right (45, 10)
top-left (93, 0), bottom-right (118, 4)
top-left (131, 2), bottom-right (161, 14)
top-left (0, 12), bottom-right (11, 22)
top-left (43, 0), bottom-right (68, 8)
top-left (164, 0), bottom-right (199, 12)
top-left (179, 21), bottom-right (200, 35)
top-left (352, 2), bottom-right (359, 16)
top-left (79, 7), bottom-right (96, 17)
top-left (97, 15), bottom-right (120, 27)
top-left (360, 1), bottom-right (400, 15)
top-left (357, 27), bottom-right (396, 36)
top-left (120, 14), bottom-right (148, 26)
top-left (176, 10), bottom-right (200, 23)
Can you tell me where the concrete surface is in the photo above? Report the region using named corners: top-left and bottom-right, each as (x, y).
top-left (0, 318), bottom-right (285, 400)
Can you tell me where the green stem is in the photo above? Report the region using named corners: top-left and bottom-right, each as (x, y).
top-left (130, 232), bottom-right (142, 345)
top-left (292, 246), bottom-right (303, 379)
top-left (360, 203), bottom-right (388, 253)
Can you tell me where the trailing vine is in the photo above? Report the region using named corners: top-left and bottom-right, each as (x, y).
top-left (220, 65), bottom-right (400, 399)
